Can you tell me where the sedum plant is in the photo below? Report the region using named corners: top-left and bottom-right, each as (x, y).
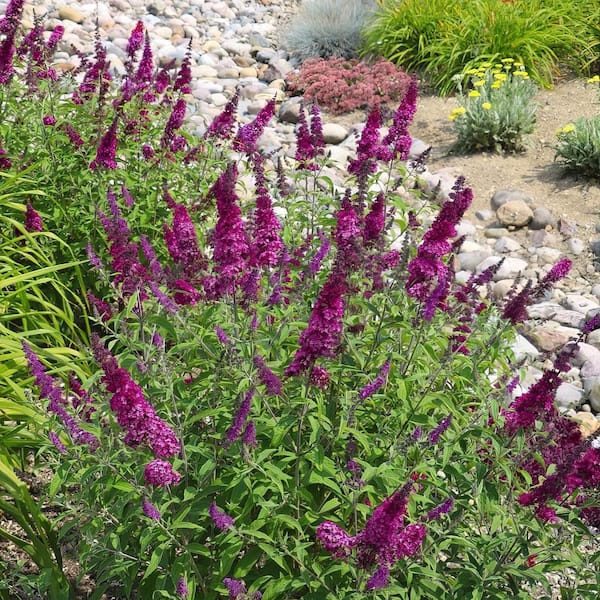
top-left (285, 57), bottom-right (411, 115)
top-left (0, 3), bottom-right (599, 599)
top-left (449, 60), bottom-right (537, 153)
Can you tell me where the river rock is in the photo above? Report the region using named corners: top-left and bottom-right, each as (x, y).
top-left (476, 256), bottom-right (528, 280)
top-left (58, 6), bottom-right (85, 23)
top-left (491, 189), bottom-right (533, 210)
top-left (555, 382), bottom-right (584, 410)
top-left (322, 123), bottom-right (349, 145)
top-left (526, 322), bottom-right (580, 352)
top-left (529, 207), bottom-right (556, 230)
top-left (496, 200), bottom-right (533, 228)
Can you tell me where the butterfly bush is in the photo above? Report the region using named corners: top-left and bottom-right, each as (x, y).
top-left (6, 7), bottom-right (599, 600)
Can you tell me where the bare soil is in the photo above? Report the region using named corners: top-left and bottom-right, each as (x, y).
top-left (412, 77), bottom-right (600, 231)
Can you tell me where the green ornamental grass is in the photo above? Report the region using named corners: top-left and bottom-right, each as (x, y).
top-left (1, 2), bottom-right (599, 599)
top-left (361, 0), bottom-right (599, 95)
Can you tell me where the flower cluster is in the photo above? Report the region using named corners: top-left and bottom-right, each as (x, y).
top-left (22, 342), bottom-right (99, 450)
top-left (406, 177), bottom-right (472, 319)
top-left (286, 57), bottom-right (411, 115)
top-left (317, 483), bottom-right (426, 590)
top-left (92, 336), bottom-right (181, 484)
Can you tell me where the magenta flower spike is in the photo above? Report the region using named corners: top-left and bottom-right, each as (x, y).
top-left (382, 75), bottom-right (419, 160)
top-left (144, 459), bottom-right (181, 487)
top-left (90, 117), bottom-right (119, 170)
top-left (93, 338), bottom-right (181, 458)
top-left (135, 31), bottom-right (154, 85)
top-left (250, 174), bottom-right (284, 268)
top-left (126, 21), bottom-right (145, 58)
top-left (24, 203), bottom-right (43, 232)
top-left (163, 198), bottom-right (204, 277)
top-left (205, 90), bottom-right (239, 141)
top-left (358, 360), bottom-right (391, 400)
top-left (225, 389), bottom-right (254, 445)
top-left (233, 97), bottom-right (276, 154)
top-left (206, 163), bottom-right (250, 298)
top-left (142, 498), bottom-right (161, 520)
top-left (406, 177), bottom-right (472, 317)
top-left (285, 271), bottom-right (346, 377)
top-left (209, 502), bottom-right (235, 531)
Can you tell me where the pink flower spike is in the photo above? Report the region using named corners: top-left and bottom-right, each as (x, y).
top-left (24, 203), bottom-right (43, 232)
top-left (144, 459), bottom-right (181, 487)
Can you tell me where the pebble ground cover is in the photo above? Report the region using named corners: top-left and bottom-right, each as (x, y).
top-left (1, 1), bottom-right (600, 599)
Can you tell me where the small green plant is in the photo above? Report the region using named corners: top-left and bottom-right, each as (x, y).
top-left (285, 57), bottom-right (411, 115)
top-left (449, 60), bottom-right (537, 153)
top-left (554, 76), bottom-right (600, 177)
top-left (361, 0), bottom-right (598, 95)
top-left (284, 0), bottom-right (378, 61)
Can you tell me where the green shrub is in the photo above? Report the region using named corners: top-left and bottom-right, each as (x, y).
top-left (2, 5), bottom-right (600, 600)
top-left (554, 75), bottom-right (600, 177)
top-left (361, 0), bottom-right (598, 95)
top-left (450, 60), bottom-right (538, 153)
top-left (284, 0), bottom-right (378, 61)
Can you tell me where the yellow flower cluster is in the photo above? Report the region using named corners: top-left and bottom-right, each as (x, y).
top-left (588, 75), bottom-right (600, 84)
top-left (557, 123), bottom-right (576, 135)
top-left (448, 106), bottom-right (466, 121)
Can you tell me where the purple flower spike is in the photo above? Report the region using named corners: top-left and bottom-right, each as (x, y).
top-left (428, 415), bottom-right (452, 444)
top-left (366, 565), bottom-right (389, 591)
top-left (174, 45), bottom-right (192, 94)
top-left (233, 97), bottom-right (276, 154)
top-left (126, 21), bottom-right (145, 58)
top-left (207, 163), bottom-right (250, 298)
top-left (223, 578), bottom-right (247, 600)
top-left (254, 355), bottom-right (282, 396)
top-left (176, 577), bottom-right (189, 598)
top-left (209, 502), bottom-right (235, 531)
top-left (162, 98), bottom-right (187, 148)
top-left (24, 203), bottom-right (43, 232)
top-left (0, 140), bottom-right (12, 170)
top-left (225, 389), bottom-right (254, 445)
top-left (426, 497), bottom-right (454, 521)
top-left (348, 106), bottom-right (383, 176)
top-left (205, 90), bottom-right (239, 141)
top-left (90, 118), bottom-right (118, 170)
top-left (144, 459), bottom-right (181, 487)
top-left (382, 75), bottom-right (419, 160)
top-left (49, 432), bottom-right (67, 454)
top-left (285, 271), bottom-right (346, 377)
top-left (135, 32), bottom-right (154, 84)
top-left (142, 498), bottom-right (161, 520)
top-left (316, 521), bottom-right (355, 556)
top-left (359, 360), bottom-right (391, 400)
